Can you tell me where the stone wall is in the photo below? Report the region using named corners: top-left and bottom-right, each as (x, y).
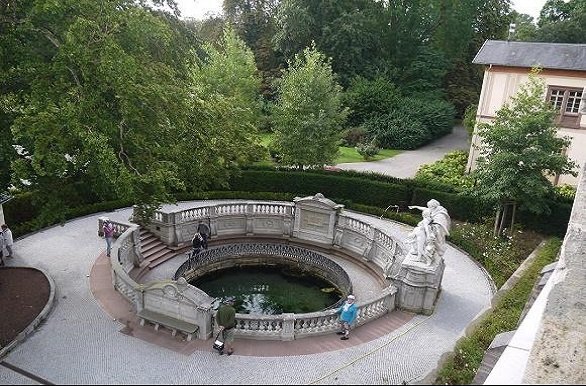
top-left (523, 164), bottom-right (586, 383)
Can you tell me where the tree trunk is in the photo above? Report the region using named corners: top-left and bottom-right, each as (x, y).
top-left (509, 201), bottom-right (517, 236)
top-left (498, 203), bottom-right (509, 237)
top-left (493, 205), bottom-right (502, 238)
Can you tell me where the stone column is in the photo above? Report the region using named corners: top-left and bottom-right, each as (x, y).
top-left (281, 313), bottom-right (295, 341)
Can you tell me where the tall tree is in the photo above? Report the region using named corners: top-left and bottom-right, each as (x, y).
top-left (442, 0), bottom-right (513, 116)
top-left (272, 45), bottom-right (348, 166)
top-left (273, 0), bottom-right (391, 85)
top-left (0, 0), bottom-right (254, 222)
top-left (223, 0), bottom-right (281, 97)
top-left (534, 0), bottom-right (586, 43)
top-left (471, 70), bottom-right (577, 236)
top-left (178, 27), bottom-right (263, 189)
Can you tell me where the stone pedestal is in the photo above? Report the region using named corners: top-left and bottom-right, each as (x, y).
top-left (392, 257), bottom-right (445, 315)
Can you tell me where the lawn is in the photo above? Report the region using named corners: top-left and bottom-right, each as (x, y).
top-left (256, 132), bottom-right (401, 165)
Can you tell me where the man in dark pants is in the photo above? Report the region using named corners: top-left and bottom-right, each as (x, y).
top-left (197, 222), bottom-right (210, 250)
top-left (190, 232), bottom-right (204, 259)
top-left (216, 297), bottom-right (236, 356)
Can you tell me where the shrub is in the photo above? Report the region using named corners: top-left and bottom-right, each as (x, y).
top-left (554, 184), bottom-right (576, 202)
top-left (415, 151), bottom-right (473, 190)
top-left (355, 142), bottom-right (380, 160)
top-left (364, 112), bottom-right (430, 149)
top-left (343, 76), bottom-right (402, 126)
top-left (340, 126), bottom-right (367, 147)
top-left (401, 97), bottom-right (455, 138)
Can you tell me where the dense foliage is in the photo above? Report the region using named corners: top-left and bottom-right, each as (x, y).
top-left (0, 1), bottom-right (264, 222)
top-left (513, 0), bottom-right (586, 43)
top-left (272, 45), bottom-right (348, 166)
top-left (415, 151), bottom-right (474, 189)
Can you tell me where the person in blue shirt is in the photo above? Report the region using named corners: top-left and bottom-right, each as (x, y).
top-left (336, 294), bottom-right (358, 340)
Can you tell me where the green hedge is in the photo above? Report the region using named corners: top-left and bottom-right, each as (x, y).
top-left (8, 198), bottom-right (134, 239)
top-left (229, 170), bottom-right (412, 208)
top-left (411, 188), bottom-right (492, 223)
top-left (516, 201), bottom-right (572, 236)
top-left (5, 168), bottom-right (572, 238)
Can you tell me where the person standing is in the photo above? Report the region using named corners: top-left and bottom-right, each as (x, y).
top-left (216, 297), bottom-right (237, 356)
top-left (102, 219), bottom-right (115, 257)
top-left (336, 294), bottom-right (358, 340)
top-left (197, 222), bottom-right (209, 250)
top-left (1, 224), bottom-right (13, 259)
top-left (190, 232), bottom-right (204, 259)
top-left (0, 226), bottom-right (4, 266)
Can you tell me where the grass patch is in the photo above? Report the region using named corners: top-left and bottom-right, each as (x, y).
top-left (334, 147), bottom-right (401, 164)
top-left (434, 238), bottom-right (561, 385)
top-left (254, 132), bottom-right (401, 165)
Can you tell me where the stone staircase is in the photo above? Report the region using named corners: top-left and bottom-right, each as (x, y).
top-left (131, 229), bottom-right (185, 281)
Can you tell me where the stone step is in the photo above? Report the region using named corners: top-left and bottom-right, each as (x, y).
top-left (143, 247), bottom-right (172, 262)
top-left (141, 243), bottom-right (167, 257)
top-left (147, 251), bottom-right (178, 269)
top-left (140, 233), bottom-right (157, 243)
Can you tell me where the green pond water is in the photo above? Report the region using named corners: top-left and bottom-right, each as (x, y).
top-left (190, 265), bottom-right (342, 315)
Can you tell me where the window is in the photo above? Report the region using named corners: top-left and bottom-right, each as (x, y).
top-left (565, 90), bottom-right (582, 114)
top-left (547, 86), bottom-right (584, 129)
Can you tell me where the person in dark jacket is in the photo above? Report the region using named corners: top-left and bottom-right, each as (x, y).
top-left (190, 232), bottom-right (204, 259)
top-left (216, 297), bottom-right (237, 355)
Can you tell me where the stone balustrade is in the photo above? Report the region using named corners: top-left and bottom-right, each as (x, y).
top-left (106, 193), bottom-right (445, 341)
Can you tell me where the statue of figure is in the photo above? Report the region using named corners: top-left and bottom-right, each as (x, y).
top-left (408, 199), bottom-right (451, 263)
top-left (406, 209), bottom-right (435, 264)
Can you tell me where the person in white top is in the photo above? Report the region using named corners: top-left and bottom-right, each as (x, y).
top-left (1, 224), bottom-right (13, 259)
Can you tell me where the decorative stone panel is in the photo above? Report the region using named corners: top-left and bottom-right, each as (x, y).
top-left (293, 193), bottom-right (344, 245)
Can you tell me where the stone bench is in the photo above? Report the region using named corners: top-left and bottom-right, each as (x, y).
top-left (138, 309), bottom-right (199, 341)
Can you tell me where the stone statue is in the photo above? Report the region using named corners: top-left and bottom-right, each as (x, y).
top-left (406, 209), bottom-right (435, 264)
top-left (407, 199), bottom-right (451, 264)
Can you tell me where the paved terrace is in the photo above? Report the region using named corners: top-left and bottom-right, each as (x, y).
top-left (0, 201), bottom-right (493, 385)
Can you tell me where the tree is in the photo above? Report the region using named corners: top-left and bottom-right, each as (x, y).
top-left (443, 0), bottom-right (513, 117)
top-left (471, 70), bottom-right (577, 236)
top-left (273, 0), bottom-right (391, 85)
top-left (272, 45), bottom-right (348, 166)
top-left (0, 0), bottom-right (257, 223)
top-left (534, 0), bottom-right (586, 43)
top-left (510, 12), bottom-right (538, 41)
top-left (178, 27), bottom-right (263, 189)
top-left (223, 0), bottom-right (281, 97)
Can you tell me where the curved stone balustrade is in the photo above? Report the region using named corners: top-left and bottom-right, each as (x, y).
top-left (106, 194), bottom-right (445, 341)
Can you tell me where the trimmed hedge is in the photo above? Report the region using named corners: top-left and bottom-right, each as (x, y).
top-left (228, 170), bottom-right (412, 208)
top-left (226, 169), bottom-right (570, 236)
top-left (411, 188), bottom-right (492, 224)
top-left (4, 168), bottom-right (572, 239)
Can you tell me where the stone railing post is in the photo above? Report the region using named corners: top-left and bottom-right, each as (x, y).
top-left (131, 227), bottom-right (144, 267)
top-left (281, 313), bottom-right (295, 341)
top-left (246, 203), bottom-right (254, 235)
